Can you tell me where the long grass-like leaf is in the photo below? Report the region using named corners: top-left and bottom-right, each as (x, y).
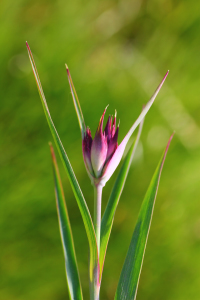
top-left (100, 119), bottom-right (144, 280)
top-left (65, 65), bottom-right (86, 139)
top-left (101, 71), bottom-right (169, 185)
top-left (50, 144), bottom-right (83, 300)
top-left (26, 42), bottom-right (98, 284)
top-left (114, 134), bottom-right (173, 300)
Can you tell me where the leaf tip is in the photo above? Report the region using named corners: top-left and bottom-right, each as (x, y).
top-left (164, 70), bottom-right (169, 79)
top-left (161, 133), bottom-right (174, 169)
top-left (49, 142), bottom-right (56, 163)
top-left (166, 132), bottom-right (174, 152)
top-left (65, 64), bottom-right (70, 76)
top-left (26, 41), bottom-right (31, 54)
top-left (159, 70), bottom-right (169, 90)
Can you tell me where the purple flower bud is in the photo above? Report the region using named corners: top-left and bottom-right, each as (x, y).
top-left (81, 106), bottom-right (120, 185)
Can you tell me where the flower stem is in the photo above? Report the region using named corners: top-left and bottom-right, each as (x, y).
top-left (93, 184), bottom-right (103, 300)
top-left (94, 184), bottom-right (103, 254)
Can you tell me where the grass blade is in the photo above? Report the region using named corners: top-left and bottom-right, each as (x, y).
top-left (26, 42), bottom-right (98, 285)
top-left (65, 65), bottom-right (86, 139)
top-left (50, 144), bottom-right (83, 300)
top-left (100, 119), bottom-right (144, 280)
top-left (101, 71), bottom-right (169, 185)
top-left (115, 134), bottom-right (173, 300)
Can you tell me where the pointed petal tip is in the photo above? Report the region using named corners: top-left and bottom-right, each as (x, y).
top-left (102, 104), bottom-right (109, 115)
top-left (97, 105), bottom-right (109, 132)
top-left (103, 105), bottom-right (109, 119)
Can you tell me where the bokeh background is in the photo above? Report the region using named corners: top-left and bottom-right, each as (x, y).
top-left (1, 0), bottom-right (200, 299)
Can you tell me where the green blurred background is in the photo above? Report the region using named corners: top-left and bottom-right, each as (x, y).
top-left (1, 0), bottom-right (200, 299)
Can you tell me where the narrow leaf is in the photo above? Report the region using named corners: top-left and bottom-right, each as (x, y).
top-left (66, 65), bottom-right (86, 139)
top-left (101, 71), bottom-right (169, 185)
top-left (100, 119), bottom-right (144, 280)
top-left (50, 144), bottom-right (83, 300)
top-left (26, 42), bottom-right (98, 284)
top-left (115, 134), bottom-right (174, 300)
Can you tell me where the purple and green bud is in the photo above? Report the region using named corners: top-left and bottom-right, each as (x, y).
top-left (83, 107), bottom-right (119, 182)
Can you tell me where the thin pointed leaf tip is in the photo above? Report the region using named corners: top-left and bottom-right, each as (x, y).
top-left (67, 69), bottom-right (169, 186)
top-left (66, 65), bottom-right (86, 139)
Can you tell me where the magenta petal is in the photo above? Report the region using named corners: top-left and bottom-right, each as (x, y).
top-left (91, 108), bottom-right (108, 178)
top-left (91, 134), bottom-right (108, 178)
top-left (82, 128), bottom-right (94, 176)
top-left (111, 111), bottom-right (117, 137)
top-left (106, 126), bottom-right (119, 160)
top-left (104, 116), bottom-right (112, 141)
top-left (101, 138), bottom-right (127, 184)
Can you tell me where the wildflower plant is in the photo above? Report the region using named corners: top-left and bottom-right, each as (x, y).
top-left (26, 42), bottom-right (173, 300)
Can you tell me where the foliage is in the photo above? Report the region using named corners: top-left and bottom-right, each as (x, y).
top-left (27, 43), bottom-right (172, 299)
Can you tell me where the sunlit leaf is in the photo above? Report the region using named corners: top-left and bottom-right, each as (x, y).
top-left (101, 71), bottom-right (169, 185)
top-left (50, 144), bottom-right (83, 300)
top-left (26, 42), bottom-right (99, 285)
top-left (100, 118), bottom-right (144, 280)
top-left (115, 134), bottom-right (173, 300)
top-left (65, 65), bottom-right (86, 139)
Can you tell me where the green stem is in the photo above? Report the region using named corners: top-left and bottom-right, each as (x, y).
top-left (92, 184), bottom-right (103, 300)
top-left (94, 184), bottom-right (103, 254)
